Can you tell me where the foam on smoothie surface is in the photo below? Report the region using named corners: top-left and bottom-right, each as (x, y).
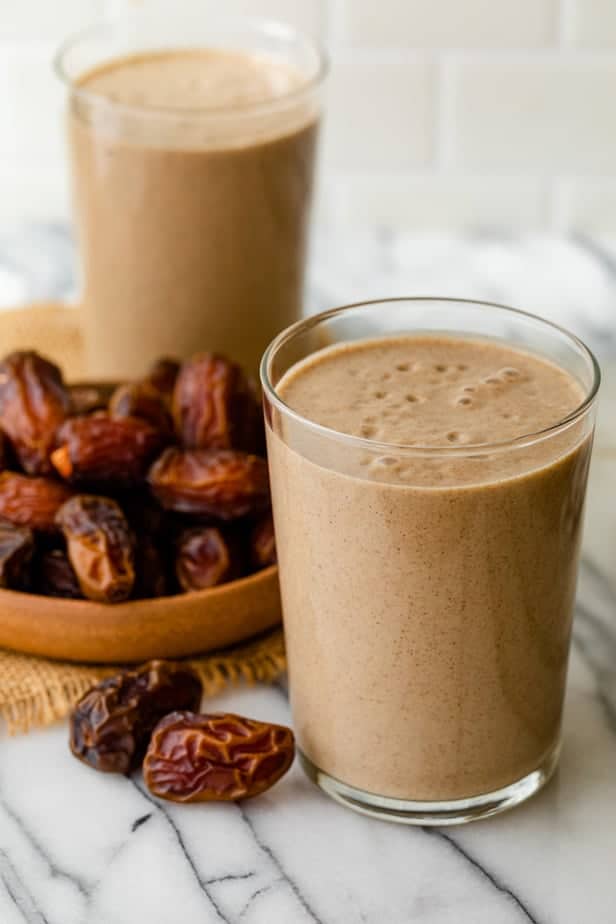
top-left (278, 335), bottom-right (584, 449)
top-left (77, 48), bottom-right (304, 109)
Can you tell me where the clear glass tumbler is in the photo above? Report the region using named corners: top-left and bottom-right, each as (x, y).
top-left (55, 11), bottom-right (326, 379)
top-left (261, 297), bottom-right (600, 825)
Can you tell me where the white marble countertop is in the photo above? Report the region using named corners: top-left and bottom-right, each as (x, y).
top-left (1, 226), bottom-right (616, 924)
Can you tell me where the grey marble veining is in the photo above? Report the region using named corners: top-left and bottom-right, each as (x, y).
top-left (2, 224), bottom-right (616, 360)
top-left (1, 227), bottom-right (616, 924)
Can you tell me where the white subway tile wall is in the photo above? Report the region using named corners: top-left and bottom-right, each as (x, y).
top-left (1, 0), bottom-right (616, 230)
top-left (323, 53), bottom-right (435, 170)
top-left (342, 0), bottom-right (559, 49)
top-left (567, 0), bottom-right (616, 48)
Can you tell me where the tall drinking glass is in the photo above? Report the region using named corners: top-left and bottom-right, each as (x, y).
top-left (261, 298), bottom-right (600, 824)
top-left (55, 11), bottom-right (326, 379)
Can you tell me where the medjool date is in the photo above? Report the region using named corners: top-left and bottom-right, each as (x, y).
top-left (51, 416), bottom-right (163, 484)
top-left (109, 382), bottom-right (174, 438)
top-left (143, 711), bottom-right (294, 802)
top-left (56, 495), bottom-right (135, 603)
top-left (0, 472), bottom-right (72, 532)
top-left (175, 527), bottom-right (237, 591)
top-left (148, 448), bottom-right (269, 520)
top-left (70, 661), bottom-right (202, 773)
top-left (172, 353), bottom-right (261, 452)
top-left (0, 350), bottom-right (70, 474)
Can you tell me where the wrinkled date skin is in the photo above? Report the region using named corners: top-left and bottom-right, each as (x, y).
top-left (251, 513), bottom-right (277, 569)
top-left (0, 348), bottom-right (273, 604)
top-left (0, 350), bottom-right (70, 474)
top-left (38, 548), bottom-right (83, 598)
top-left (172, 353), bottom-right (262, 453)
top-left (175, 527), bottom-right (237, 592)
top-left (143, 711), bottom-right (295, 802)
top-left (56, 495), bottom-right (135, 603)
top-left (51, 415), bottom-right (163, 484)
top-left (0, 523), bottom-right (34, 589)
top-left (148, 448), bottom-right (270, 521)
top-left (109, 382), bottom-right (174, 439)
top-left (70, 661), bottom-right (203, 774)
top-left (0, 472), bottom-right (72, 532)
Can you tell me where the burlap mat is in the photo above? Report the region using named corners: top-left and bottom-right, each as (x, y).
top-left (0, 629), bottom-right (286, 735)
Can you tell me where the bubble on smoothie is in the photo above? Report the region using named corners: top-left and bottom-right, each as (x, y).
top-left (499, 367), bottom-right (521, 380)
top-left (396, 362), bottom-right (410, 372)
top-left (374, 390), bottom-right (387, 400)
top-left (369, 455), bottom-right (401, 476)
top-left (484, 375), bottom-right (503, 386)
top-left (446, 431), bottom-right (461, 443)
top-left (462, 384), bottom-right (477, 393)
top-left (434, 364), bottom-right (447, 373)
top-left (457, 363), bottom-right (468, 372)
top-left (406, 393), bottom-right (418, 403)
top-left (456, 395), bottom-right (473, 407)
top-left (360, 423), bottom-right (376, 438)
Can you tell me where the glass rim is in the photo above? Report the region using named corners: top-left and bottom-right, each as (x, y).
top-left (53, 13), bottom-right (328, 119)
top-left (260, 296), bottom-right (601, 458)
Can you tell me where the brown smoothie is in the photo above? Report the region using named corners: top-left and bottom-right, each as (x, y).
top-left (69, 48), bottom-right (319, 379)
top-left (267, 336), bottom-right (591, 801)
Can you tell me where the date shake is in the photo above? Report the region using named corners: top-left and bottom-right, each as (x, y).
top-left (263, 299), bottom-right (599, 823)
top-left (61, 20), bottom-right (322, 378)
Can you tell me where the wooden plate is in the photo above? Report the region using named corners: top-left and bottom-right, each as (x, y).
top-left (0, 566), bottom-right (281, 664)
top-left (0, 301), bottom-right (281, 663)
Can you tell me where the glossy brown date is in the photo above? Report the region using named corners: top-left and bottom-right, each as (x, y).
top-left (0, 471), bottom-right (72, 532)
top-left (51, 415), bottom-right (163, 484)
top-left (0, 350), bottom-right (70, 474)
top-left (172, 353), bottom-right (261, 453)
top-left (109, 382), bottom-right (174, 438)
top-left (175, 527), bottom-right (237, 591)
top-left (143, 711), bottom-right (295, 802)
top-left (55, 495), bottom-right (135, 603)
top-left (70, 661), bottom-right (203, 774)
top-left (0, 523), bottom-right (34, 589)
top-left (148, 448), bottom-right (270, 521)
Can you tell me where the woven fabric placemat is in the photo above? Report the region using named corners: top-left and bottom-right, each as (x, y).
top-left (0, 629), bottom-right (286, 735)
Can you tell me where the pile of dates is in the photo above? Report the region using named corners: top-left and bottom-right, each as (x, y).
top-left (0, 350), bottom-right (276, 601)
top-left (70, 659), bottom-right (294, 802)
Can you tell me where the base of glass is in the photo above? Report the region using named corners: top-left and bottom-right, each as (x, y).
top-left (299, 743), bottom-right (560, 826)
